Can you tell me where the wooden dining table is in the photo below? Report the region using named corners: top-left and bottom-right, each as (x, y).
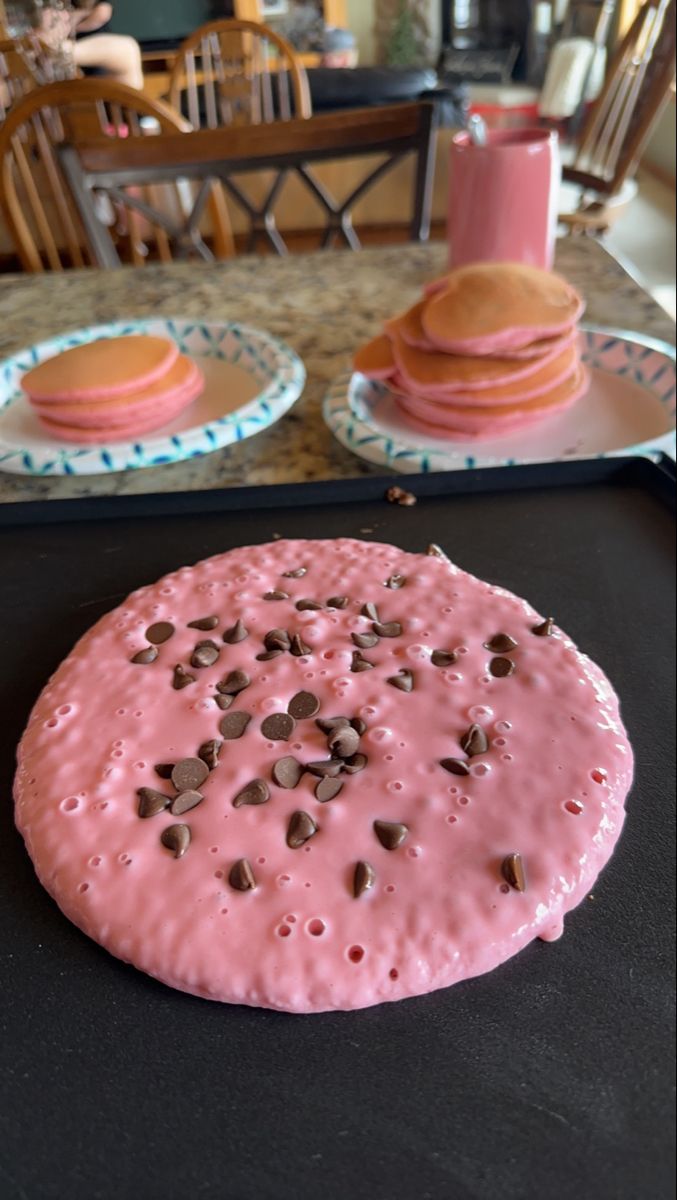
top-left (0, 238), bottom-right (674, 504)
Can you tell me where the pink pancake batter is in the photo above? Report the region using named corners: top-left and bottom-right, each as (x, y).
top-left (14, 539), bottom-right (633, 1014)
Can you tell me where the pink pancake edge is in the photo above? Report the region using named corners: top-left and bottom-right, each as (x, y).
top-left (390, 329), bottom-right (580, 399)
top-left (14, 537), bottom-right (633, 1013)
top-left (388, 301), bottom-right (577, 364)
top-left (393, 365), bottom-right (590, 440)
top-left (38, 368), bottom-right (203, 444)
top-left (32, 358), bottom-right (204, 430)
top-left (23, 336), bottom-right (181, 403)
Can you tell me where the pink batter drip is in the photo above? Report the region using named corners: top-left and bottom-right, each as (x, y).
top-left (14, 539), bottom-right (633, 1013)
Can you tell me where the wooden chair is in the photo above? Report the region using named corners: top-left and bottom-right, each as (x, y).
top-left (1, 27), bottom-right (78, 120)
top-left (561, 0), bottom-right (676, 234)
top-left (57, 102), bottom-right (437, 262)
top-left (0, 77), bottom-right (234, 271)
top-left (167, 19), bottom-right (312, 130)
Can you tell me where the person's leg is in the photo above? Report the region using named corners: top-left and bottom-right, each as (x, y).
top-left (73, 34), bottom-right (144, 90)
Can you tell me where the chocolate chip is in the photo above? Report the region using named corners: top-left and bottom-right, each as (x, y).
top-left (264, 628), bottom-right (291, 652)
top-left (306, 760), bottom-right (343, 778)
top-left (191, 641), bottom-right (221, 669)
top-left (373, 621), bottom-right (402, 638)
top-left (426, 543), bottom-right (450, 561)
top-left (137, 787), bottom-right (171, 818)
top-left (461, 724), bottom-right (489, 757)
top-left (353, 861), bottom-right (376, 898)
top-left (385, 574), bottom-right (406, 589)
top-left (327, 596), bottom-right (349, 610)
top-left (374, 820), bottom-right (408, 850)
top-left (171, 758), bottom-right (210, 792)
top-left (272, 756), bottom-right (304, 789)
top-left (217, 669), bottom-right (250, 695)
top-left (386, 486), bottom-right (417, 507)
top-left (154, 763), bottom-right (174, 780)
top-left (350, 717), bottom-right (367, 736)
top-left (290, 634), bottom-right (312, 657)
top-left (223, 619), bottom-right (249, 644)
top-left (315, 777), bottom-right (344, 803)
top-left (532, 617), bottom-right (554, 638)
top-left (146, 621), bottom-right (175, 645)
top-left (485, 633), bottom-right (519, 654)
top-left (219, 711), bottom-right (251, 740)
top-left (172, 664), bottom-right (195, 690)
top-left (233, 779), bottom-right (270, 808)
top-left (440, 758), bottom-right (471, 777)
top-left (170, 790), bottom-right (204, 816)
top-left (431, 650), bottom-right (458, 668)
top-left (216, 694), bottom-right (235, 710)
top-left (283, 567), bottom-right (307, 578)
top-left (286, 810), bottom-right (318, 849)
top-left (351, 652), bottom-right (374, 673)
top-left (490, 657), bottom-right (516, 678)
top-left (343, 753), bottom-right (368, 775)
top-left (188, 615), bottom-right (219, 631)
top-left (315, 716), bottom-right (350, 734)
top-left (229, 858), bottom-right (256, 891)
top-left (198, 739), bottom-right (222, 771)
top-left (387, 669), bottom-right (414, 692)
top-left (256, 650), bottom-right (283, 662)
top-left (295, 599), bottom-right (323, 611)
top-left (131, 647), bottom-right (158, 665)
top-left (352, 631), bottom-right (379, 650)
top-left (361, 602), bottom-right (380, 621)
top-left (263, 590), bottom-right (290, 601)
top-left (502, 852), bottom-right (527, 892)
top-left (288, 691), bottom-right (320, 720)
top-left (261, 713), bottom-right (296, 741)
top-left (160, 823), bottom-right (191, 858)
top-left (328, 726), bottom-right (360, 759)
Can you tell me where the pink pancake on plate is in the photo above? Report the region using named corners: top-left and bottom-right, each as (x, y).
top-left (394, 365), bottom-right (589, 440)
top-left (14, 537), bottom-right (632, 1013)
top-left (421, 263), bottom-right (585, 356)
top-left (388, 300), bottom-right (576, 363)
top-left (32, 356), bottom-right (204, 431)
top-left (390, 328), bottom-right (579, 399)
top-left (38, 374), bottom-right (202, 444)
top-left (22, 335), bottom-right (180, 403)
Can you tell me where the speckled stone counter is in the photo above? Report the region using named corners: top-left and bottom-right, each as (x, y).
top-left (0, 241), bottom-right (674, 503)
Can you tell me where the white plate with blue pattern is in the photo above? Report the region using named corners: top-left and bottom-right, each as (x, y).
top-left (0, 318), bottom-right (306, 476)
top-left (323, 326), bottom-right (676, 473)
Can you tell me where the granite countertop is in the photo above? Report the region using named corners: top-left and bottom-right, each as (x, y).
top-left (0, 241), bottom-right (674, 504)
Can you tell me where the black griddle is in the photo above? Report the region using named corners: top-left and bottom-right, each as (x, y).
top-left (0, 457), bottom-right (674, 1200)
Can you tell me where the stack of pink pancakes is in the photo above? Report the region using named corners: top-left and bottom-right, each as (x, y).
top-left (22, 335), bottom-right (204, 444)
top-left (354, 263), bottom-right (588, 440)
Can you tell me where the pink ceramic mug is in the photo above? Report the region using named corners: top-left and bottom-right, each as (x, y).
top-left (448, 128), bottom-right (561, 270)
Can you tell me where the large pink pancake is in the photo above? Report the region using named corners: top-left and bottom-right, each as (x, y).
top-left (394, 365), bottom-right (589, 439)
top-left (38, 373), bottom-right (202, 444)
top-left (390, 328), bottom-right (579, 399)
top-left (14, 537), bottom-right (632, 1013)
top-left (421, 264), bottom-right (585, 356)
top-left (22, 335), bottom-right (180, 403)
top-left (388, 300), bottom-right (576, 362)
top-left (32, 356), bottom-right (203, 430)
